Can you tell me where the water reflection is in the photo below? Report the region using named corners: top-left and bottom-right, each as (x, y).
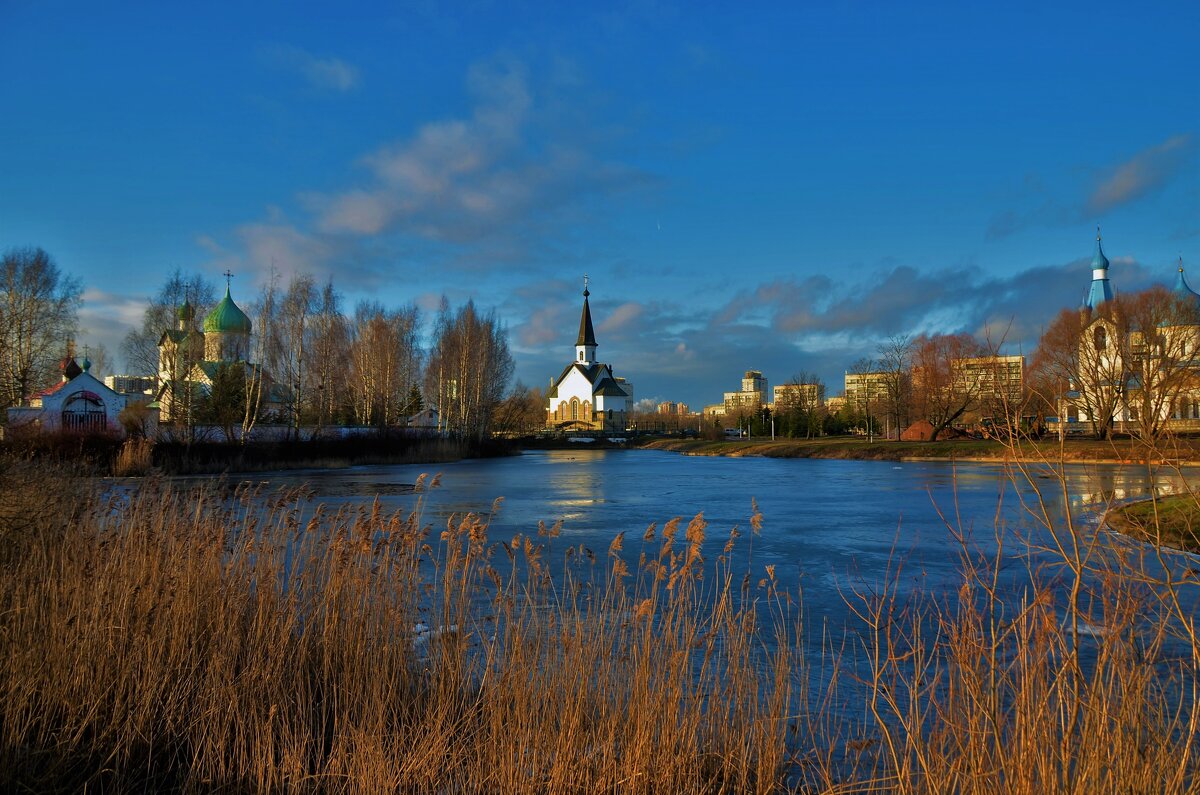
top-left (542, 449), bottom-right (608, 518)
top-left (229, 450), bottom-right (1200, 595)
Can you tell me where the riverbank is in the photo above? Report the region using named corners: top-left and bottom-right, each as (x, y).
top-left (0, 434), bottom-right (519, 477)
top-left (1106, 494), bottom-right (1200, 554)
top-left (637, 436), bottom-right (1200, 465)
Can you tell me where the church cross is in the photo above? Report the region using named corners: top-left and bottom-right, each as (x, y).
top-left (223, 270), bottom-right (234, 289)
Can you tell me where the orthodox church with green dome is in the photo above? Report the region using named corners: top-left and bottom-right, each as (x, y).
top-left (155, 282), bottom-right (286, 424)
top-left (202, 286), bottom-right (253, 361)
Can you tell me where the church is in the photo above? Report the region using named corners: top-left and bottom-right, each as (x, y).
top-left (546, 280), bottom-right (634, 433)
top-left (1069, 229), bottom-right (1200, 434)
top-left (5, 351), bottom-right (146, 437)
top-left (156, 281), bottom-right (286, 424)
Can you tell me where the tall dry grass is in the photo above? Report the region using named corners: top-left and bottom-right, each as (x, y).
top-left (0, 440), bottom-right (1197, 792)
top-left (0, 474), bottom-right (794, 792)
top-left (112, 437), bottom-right (155, 477)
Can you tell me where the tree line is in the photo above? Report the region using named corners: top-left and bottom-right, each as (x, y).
top-left (9, 245), bottom-right (1198, 444)
top-left (0, 247), bottom-right (537, 441)
top-left (732, 284), bottom-right (1200, 443)
top-left (118, 269), bottom-right (517, 440)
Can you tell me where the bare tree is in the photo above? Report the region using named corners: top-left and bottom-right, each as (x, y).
top-left (846, 357), bottom-right (879, 439)
top-left (81, 343), bottom-right (111, 379)
top-left (876, 334), bottom-right (912, 440)
top-left (1123, 287), bottom-right (1200, 440)
top-left (348, 301), bottom-right (422, 428)
top-left (120, 269), bottom-right (215, 380)
top-left (909, 332), bottom-right (990, 441)
top-left (492, 382), bottom-right (547, 437)
top-left (269, 274), bottom-right (316, 439)
top-left (0, 247), bottom-right (82, 409)
top-left (309, 280), bottom-right (349, 431)
top-left (241, 276), bottom-right (276, 443)
top-left (118, 269), bottom-right (214, 437)
top-left (1031, 305), bottom-right (1131, 440)
top-left (426, 299), bottom-right (513, 440)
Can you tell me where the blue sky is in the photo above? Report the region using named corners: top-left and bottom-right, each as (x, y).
top-left (2, 1), bottom-right (1197, 409)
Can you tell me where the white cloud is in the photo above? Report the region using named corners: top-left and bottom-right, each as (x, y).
top-left (307, 58), bottom-right (652, 253)
top-left (265, 44), bottom-right (360, 92)
top-left (597, 301), bottom-right (643, 335)
top-left (1088, 133), bottom-right (1195, 214)
top-left (236, 220), bottom-right (335, 281)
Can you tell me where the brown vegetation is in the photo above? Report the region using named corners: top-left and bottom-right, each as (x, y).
top-left (1, 442), bottom-right (1197, 792)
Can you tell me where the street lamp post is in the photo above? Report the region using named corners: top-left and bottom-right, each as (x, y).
top-left (866, 379), bottom-right (873, 443)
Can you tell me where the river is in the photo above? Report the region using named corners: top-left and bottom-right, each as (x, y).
top-left (242, 448), bottom-right (1200, 617)
top-left (209, 448), bottom-right (1200, 758)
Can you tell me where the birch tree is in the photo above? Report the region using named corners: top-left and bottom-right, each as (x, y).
top-left (348, 301), bottom-right (422, 428)
top-left (426, 299), bottom-right (513, 440)
top-left (309, 280), bottom-right (349, 431)
top-left (0, 247), bottom-right (81, 409)
top-left (269, 274), bottom-right (316, 439)
top-left (120, 269), bottom-right (214, 381)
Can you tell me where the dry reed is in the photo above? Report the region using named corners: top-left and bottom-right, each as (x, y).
top-left (0, 439), bottom-right (1197, 793)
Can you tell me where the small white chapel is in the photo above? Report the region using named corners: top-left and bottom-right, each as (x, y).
top-left (5, 351), bottom-right (149, 438)
top-left (546, 278), bottom-right (634, 433)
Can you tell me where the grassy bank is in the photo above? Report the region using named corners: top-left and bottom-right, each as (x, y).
top-left (1107, 492), bottom-right (1200, 553)
top-left (1, 457), bottom-right (1197, 792)
top-left (639, 435), bottom-right (1200, 464)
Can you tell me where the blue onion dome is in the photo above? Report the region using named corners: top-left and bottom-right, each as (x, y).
top-left (1173, 258), bottom-right (1200, 308)
top-left (1082, 228), bottom-right (1114, 310)
top-left (1091, 229), bottom-right (1110, 271)
top-left (203, 287), bottom-right (252, 334)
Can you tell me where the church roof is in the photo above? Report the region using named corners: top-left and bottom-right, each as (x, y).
top-left (1091, 232), bottom-right (1110, 271)
top-left (577, 287), bottom-right (597, 347)
top-left (1083, 229), bottom-right (1114, 311)
top-left (593, 378), bottom-right (631, 397)
top-left (203, 287), bottom-right (252, 334)
top-left (547, 362), bottom-right (603, 399)
top-left (1173, 260), bottom-right (1200, 305)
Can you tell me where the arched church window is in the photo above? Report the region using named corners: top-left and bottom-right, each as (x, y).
top-left (571, 399), bottom-right (579, 421)
top-left (1094, 326), bottom-right (1107, 352)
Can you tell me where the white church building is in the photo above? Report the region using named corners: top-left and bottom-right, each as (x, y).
top-left (546, 280), bottom-right (634, 433)
top-left (6, 354), bottom-right (152, 438)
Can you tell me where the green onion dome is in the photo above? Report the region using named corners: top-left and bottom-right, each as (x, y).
top-left (203, 288), bottom-right (252, 334)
